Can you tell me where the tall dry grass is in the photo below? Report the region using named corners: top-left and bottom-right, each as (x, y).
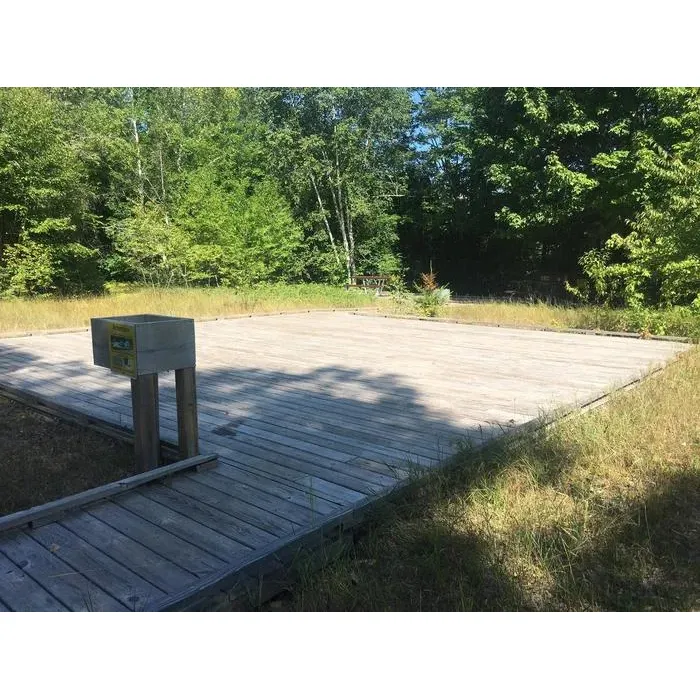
top-left (0, 284), bottom-right (378, 335)
top-left (380, 293), bottom-right (700, 339)
top-left (442, 301), bottom-right (700, 338)
top-left (3, 284), bottom-right (699, 340)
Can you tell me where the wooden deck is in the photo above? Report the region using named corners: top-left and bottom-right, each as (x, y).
top-left (0, 311), bottom-right (688, 611)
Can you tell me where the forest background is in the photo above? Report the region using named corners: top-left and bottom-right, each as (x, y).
top-left (2, 87), bottom-right (700, 311)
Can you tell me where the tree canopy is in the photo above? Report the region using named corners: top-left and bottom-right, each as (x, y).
top-left (1, 86), bottom-right (699, 309)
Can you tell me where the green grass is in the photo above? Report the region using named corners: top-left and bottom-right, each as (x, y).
top-left (279, 347), bottom-right (700, 611)
top-left (0, 283), bottom-right (379, 334)
top-left (385, 295), bottom-right (700, 339)
top-left (3, 283), bottom-right (699, 340)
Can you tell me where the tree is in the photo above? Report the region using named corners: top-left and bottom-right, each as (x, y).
top-left (404, 87), bottom-right (700, 300)
top-left (576, 88), bottom-right (700, 307)
top-left (0, 88), bottom-right (103, 295)
top-left (3, 86), bottom-right (699, 309)
top-left (247, 88), bottom-right (413, 284)
top-left (104, 88), bottom-right (304, 287)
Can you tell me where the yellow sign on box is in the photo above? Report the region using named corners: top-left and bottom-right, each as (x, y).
top-left (107, 322), bottom-right (137, 377)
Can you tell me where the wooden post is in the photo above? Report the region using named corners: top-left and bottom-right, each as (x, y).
top-left (175, 366), bottom-right (199, 460)
top-left (131, 373), bottom-right (160, 471)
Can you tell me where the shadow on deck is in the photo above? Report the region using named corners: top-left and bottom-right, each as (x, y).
top-left (0, 340), bottom-right (497, 611)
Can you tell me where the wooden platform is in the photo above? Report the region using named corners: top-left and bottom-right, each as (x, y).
top-left (0, 312), bottom-right (688, 611)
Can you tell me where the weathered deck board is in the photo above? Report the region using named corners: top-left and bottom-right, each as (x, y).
top-left (187, 470), bottom-right (323, 527)
top-left (140, 483), bottom-right (279, 550)
top-left (0, 550), bottom-right (68, 611)
top-left (30, 523), bottom-right (165, 610)
top-left (0, 311), bottom-right (688, 611)
top-left (58, 512), bottom-right (197, 594)
top-left (113, 491), bottom-right (254, 562)
top-left (205, 462), bottom-right (339, 516)
top-left (166, 477), bottom-right (301, 538)
top-left (0, 530), bottom-right (126, 612)
top-left (85, 501), bottom-right (228, 576)
top-left (195, 439), bottom-right (373, 503)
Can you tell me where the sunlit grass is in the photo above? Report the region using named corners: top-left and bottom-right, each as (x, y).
top-left (383, 295), bottom-right (700, 339)
top-left (3, 284), bottom-right (699, 340)
top-left (443, 301), bottom-right (700, 338)
top-left (0, 284), bottom-right (379, 334)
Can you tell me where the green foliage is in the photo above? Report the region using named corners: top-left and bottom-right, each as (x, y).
top-left (0, 88), bottom-right (101, 296)
top-left (109, 178), bottom-right (303, 288)
top-left (415, 287), bottom-right (451, 317)
top-left (107, 205), bottom-right (191, 286)
top-left (0, 236), bottom-right (56, 296)
top-left (405, 87), bottom-right (700, 312)
top-left (0, 87), bottom-right (327, 295)
top-left (247, 87), bottom-right (412, 283)
top-left (414, 269), bottom-right (451, 316)
top-left (52, 243), bottom-right (104, 295)
top-left (2, 85), bottom-right (700, 318)
top-left (573, 89), bottom-right (700, 307)
top-left (176, 169), bottom-right (303, 285)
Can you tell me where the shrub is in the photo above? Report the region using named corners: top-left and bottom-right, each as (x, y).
top-left (415, 270), bottom-right (451, 317)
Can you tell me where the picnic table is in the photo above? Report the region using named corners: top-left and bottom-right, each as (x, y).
top-left (345, 275), bottom-right (390, 295)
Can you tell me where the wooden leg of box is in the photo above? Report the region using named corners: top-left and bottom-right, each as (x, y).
top-left (131, 373), bottom-right (160, 471)
top-left (176, 366), bottom-right (199, 459)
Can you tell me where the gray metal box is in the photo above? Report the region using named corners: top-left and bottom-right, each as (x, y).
top-left (91, 314), bottom-right (196, 377)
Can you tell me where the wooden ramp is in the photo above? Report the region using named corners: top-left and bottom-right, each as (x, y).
top-left (0, 312), bottom-right (688, 611)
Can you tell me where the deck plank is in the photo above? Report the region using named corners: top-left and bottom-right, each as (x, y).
top-left (188, 470), bottom-right (321, 527)
top-left (197, 440), bottom-right (368, 505)
top-left (86, 501), bottom-right (228, 577)
top-left (58, 512), bottom-right (197, 594)
top-left (199, 434), bottom-right (393, 493)
top-left (214, 460), bottom-right (339, 516)
top-left (141, 483), bottom-right (278, 549)
top-left (0, 312), bottom-right (687, 611)
top-left (30, 523), bottom-right (166, 610)
top-left (168, 477), bottom-right (301, 537)
top-left (113, 491), bottom-right (252, 562)
top-left (0, 550), bottom-right (68, 611)
top-left (0, 530), bottom-right (125, 611)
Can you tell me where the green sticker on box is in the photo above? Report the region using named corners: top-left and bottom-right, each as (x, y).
top-left (108, 322), bottom-right (137, 377)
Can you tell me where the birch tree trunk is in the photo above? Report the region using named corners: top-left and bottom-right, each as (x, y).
top-left (130, 116), bottom-right (144, 207)
top-left (335, 145), bottom-right (356, 282)
top-left (159, 146), bottom-right (170, 224)
top-left (339, 185), bottom-right (356, 281)
top-left (329, 176), bottom-right (352, 285)
top-left (310, 172), bottom-right (342, 271)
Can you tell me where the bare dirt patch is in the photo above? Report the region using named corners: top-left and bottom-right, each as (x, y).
top-left (0, 396), bottom-right (136, 517)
